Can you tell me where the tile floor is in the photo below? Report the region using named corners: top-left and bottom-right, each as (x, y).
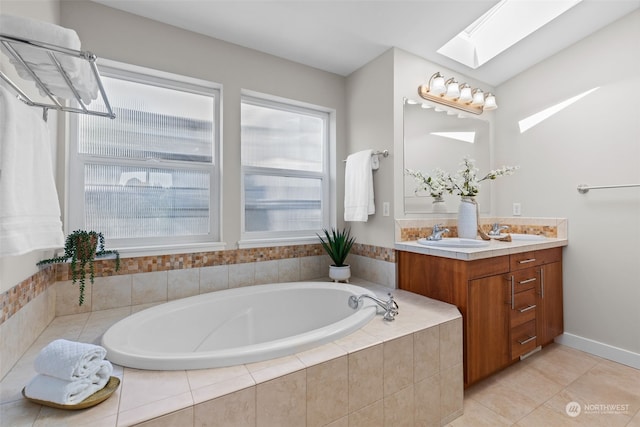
top-left (452, 343), bottom-right (640, 426)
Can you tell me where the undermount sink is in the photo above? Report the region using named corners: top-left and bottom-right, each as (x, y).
top-left (417, 238), bottom-right (490, 248)
top-left (504, 233), bottom-right (547, 241)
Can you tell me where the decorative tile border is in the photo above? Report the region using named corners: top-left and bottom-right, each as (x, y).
top-left (1, 243), bottom-right (396, 327)
top-left (0, 265), bottom-right (56, 325)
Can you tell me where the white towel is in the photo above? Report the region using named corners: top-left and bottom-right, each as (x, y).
top-left (0, 85), bottom-right (64, 257)
top-left (0, 14), bottom-right (98, 103)
top-left (24, 361), bottom-right (113, 405)
top-left (344, 149), bottom-right (375, 222)
top-left (34, 339), bottom-right (108, 381)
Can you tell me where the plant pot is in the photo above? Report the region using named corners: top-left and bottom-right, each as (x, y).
top-left (432, 196), bottom-right (447, 214)
top-left (329, 265), bottom-right (351, 283)
top-left (457, 197), bottom-right (478, 239)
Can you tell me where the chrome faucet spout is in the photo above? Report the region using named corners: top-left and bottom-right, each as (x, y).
top-left (488, 223), bottom-right (509, 236)
top-left (427, 224), bottom-right (449, 241)
top-left (349, 293), bottom-right (399, 321)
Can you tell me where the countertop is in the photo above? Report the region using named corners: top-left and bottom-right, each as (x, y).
top-left (394, 236), bottom-right (568, 261)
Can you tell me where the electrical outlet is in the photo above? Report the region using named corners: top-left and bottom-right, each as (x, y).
top-left (513, 202), bottom-right (522, 216)
top-left (383, 202), bottom-right (390, 217)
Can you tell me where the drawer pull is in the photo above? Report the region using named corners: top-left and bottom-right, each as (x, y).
top-left (518, 304), bottom-right (536, 313)
top-left (518, 335), bottom-right (537, 345)
top-left (519, 278), bottom-right (537, 285)
top-left (519, 258), bottom-right (537, 264)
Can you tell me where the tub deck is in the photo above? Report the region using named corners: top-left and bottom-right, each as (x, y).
top-left (0, 278), bottom-right (463, 426)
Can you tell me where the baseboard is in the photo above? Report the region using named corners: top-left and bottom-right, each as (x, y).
top-left (555, 333), bottom-right (640, 370)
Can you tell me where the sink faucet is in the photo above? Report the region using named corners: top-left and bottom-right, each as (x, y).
top-left (488, 223), bottom-right (509, 236)
top-left (426, 224), bottom-right (449, 241)
top-left (349, 293), bottom-right (399, 321)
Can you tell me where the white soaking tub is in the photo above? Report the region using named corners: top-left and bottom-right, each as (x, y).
top-left (101, 282), bottom-right (378, 370)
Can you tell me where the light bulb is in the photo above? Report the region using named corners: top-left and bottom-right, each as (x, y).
top-left (471, 89), bottom-right (485, 106)
top-left (445, 78), bottom-right (460, 98)
top-left (458, 84), bottom-right (473, 103)
top-left (483, 93), bottom-right (498, 110)
top-left (429, 72), bottom-right (446, 95)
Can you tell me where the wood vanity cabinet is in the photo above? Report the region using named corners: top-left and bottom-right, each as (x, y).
top-left (398, 246), bottom-right (563, 387)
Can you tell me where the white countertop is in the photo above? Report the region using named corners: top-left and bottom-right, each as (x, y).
top-left (395, 237), bottom-right (568, 261)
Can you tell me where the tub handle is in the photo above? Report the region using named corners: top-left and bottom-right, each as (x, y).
top-left (349, 293), bottom-right (399, 321)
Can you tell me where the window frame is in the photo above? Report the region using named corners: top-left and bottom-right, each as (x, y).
top-left (67, 59), bottom-right (223, 256)
top-left (239, 92), bottom-right (334, 248)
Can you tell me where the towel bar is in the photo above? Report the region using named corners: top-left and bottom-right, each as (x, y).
top-left (577, 183), bottom-right (640, 193)
top-left (342, 149), bottom-right (389, 162)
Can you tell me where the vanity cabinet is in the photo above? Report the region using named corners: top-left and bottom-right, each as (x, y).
top-left (397, 246), bottom-right (563, 386)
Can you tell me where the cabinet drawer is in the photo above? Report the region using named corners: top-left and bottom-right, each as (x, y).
top-left (511, 268), bottom-right (539, 293)
top-left (510, 288), bottom-right (536, 328)
top-left (510, 248), bottom-right (562, 271)
top-left (510, 251), bottom-right (541, 270)
top-left (511, 319), bottom-right (537, 360)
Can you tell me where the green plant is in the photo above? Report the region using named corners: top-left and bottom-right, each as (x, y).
top-left (37, 230), bottom-right (120, 305)
top-left (317, 227), bottom-right (355, 267)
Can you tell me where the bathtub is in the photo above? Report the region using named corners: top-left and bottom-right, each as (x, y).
top-left (101, 282), bottom-right (378, 370)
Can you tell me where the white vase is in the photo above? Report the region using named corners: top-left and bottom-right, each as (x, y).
top-left (432, 196), bottom-right (447, 214)
top-left (457, 197), bottom-right (478, 239)
top-left (329, 265), bottom-right (351, 283)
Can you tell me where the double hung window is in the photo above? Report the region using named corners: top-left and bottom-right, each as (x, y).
top-left (68, 62), bottom-right (221, 250)
top-left (241, 95), bottom-right (331, 244)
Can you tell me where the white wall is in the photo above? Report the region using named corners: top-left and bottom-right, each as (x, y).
top-left (0, 0), bottom-right (60, 293)
top-left (494, 11), bottom-right (640, 363)
top-left (57, 1), bottom-right (346, 249)
top-left (344, 49), bottom-right (395, 247)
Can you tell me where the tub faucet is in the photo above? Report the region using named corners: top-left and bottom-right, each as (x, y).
top-left (427, 224), bottom-right (449, 241)
top-left (488, 223), bottom-right (509, 236)
top-left (349, 293), bottom-right (399, 321)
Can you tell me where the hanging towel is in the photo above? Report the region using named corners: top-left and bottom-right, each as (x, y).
top-left (34, 339), bottom-right (108, 381)
top-left (344, 149), bottom-right (375, 222)
top-left (0, 14), bottom-right (98, 103)
top-left (0, 85), bottom-right (64, 256)
top-left (24, 361), bottom-right (112, 405)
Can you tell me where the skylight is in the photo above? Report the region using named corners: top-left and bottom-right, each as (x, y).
top-left (438, 0), bottom-right (583, 69)
top-left (518, 87), bottom-right (599, 133)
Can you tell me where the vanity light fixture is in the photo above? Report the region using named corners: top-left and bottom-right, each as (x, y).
top-left (418, 72), bottom-right (497, 115)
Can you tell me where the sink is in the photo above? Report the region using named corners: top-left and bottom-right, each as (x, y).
top-left (417, 238), bottom-right (490, 248)
top-left (503, 233), bottom-right (547, 241)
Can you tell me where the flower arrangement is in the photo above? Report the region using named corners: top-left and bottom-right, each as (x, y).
top-left (407, 157), bottom-right (518, 199)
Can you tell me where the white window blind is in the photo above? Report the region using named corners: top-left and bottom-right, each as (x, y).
top-left (68, 63), bottom-right (220, 250)
top-left (241, 95), bottom-right (330, 242)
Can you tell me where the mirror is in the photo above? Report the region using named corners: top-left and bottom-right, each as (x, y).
top-left (403, 101), bottom-right (491, 214)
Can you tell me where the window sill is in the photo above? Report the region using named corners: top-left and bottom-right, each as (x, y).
top-left (113, 242), bottom-right (227, 258)
top-left (237, 236), bottom-right (320, 249)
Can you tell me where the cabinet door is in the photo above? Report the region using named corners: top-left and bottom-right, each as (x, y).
top-left (467, 275), bottom-right (510, 384)
top-left (537, 261), bottom-right (563, 345)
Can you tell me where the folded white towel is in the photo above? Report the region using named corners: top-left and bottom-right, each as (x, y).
top-left (24, 361), bottom-right (112, 405)
top-left (0, 85), bottom-right (65, 257)
top-left (0, 14), bottom-right (98, 103)
top-left (34, 339), bottom-right (108, 381)
top-left (344, 149), bottom-right (375, 222)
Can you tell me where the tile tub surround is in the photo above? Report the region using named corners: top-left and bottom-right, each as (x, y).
top-left (0, 279), bottom-right (463, 427)
top-left (396, 217), bottom-right (568, 242)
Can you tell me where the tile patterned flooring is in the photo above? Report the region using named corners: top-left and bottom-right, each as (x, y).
top-left (451, 343), bottom-right (640, 426)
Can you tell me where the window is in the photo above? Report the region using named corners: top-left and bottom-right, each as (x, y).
top-left (241, 94), bottom-right (331, 245)
top-left (68, 61), bottom-right (221, 251)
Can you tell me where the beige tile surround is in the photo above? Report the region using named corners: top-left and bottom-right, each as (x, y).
top-left (0, 278), bottom-right (463, 426)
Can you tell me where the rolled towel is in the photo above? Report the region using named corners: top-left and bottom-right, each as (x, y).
top-left (34, 339), bottom-right (107, 381)
top-left (24, 366), bottom-right (111, 406)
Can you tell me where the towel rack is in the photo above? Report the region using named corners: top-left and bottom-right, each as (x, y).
top-left (342, 149), bottom-right (389, 162)
top-left (577, 183), bottom-right (640, 194)
top-left (0, 33), bottom-right (115, 121)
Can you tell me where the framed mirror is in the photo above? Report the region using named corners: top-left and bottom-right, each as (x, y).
top-left (403, 101), bottom-right (491, 214)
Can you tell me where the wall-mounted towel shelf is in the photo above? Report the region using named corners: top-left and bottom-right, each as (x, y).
top-left (0, 33), bottom-right (115, 121)
top-left (577, 183), bottom-right (640, 194)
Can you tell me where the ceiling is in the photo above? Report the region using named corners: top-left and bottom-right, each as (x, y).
top-left (90, 0), bottom-right (639, 86)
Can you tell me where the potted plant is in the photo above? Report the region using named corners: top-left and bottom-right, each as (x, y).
top-left (317, 227), bottom-right (355, 282)
top-left (37, 230), bottom-right (120, 305)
